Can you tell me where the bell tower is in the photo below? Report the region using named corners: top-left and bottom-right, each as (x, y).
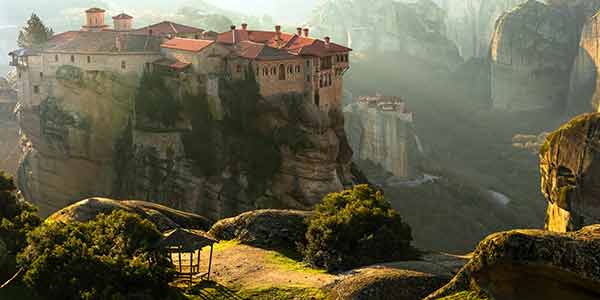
top-left (82, 8), bottom-right (108, 32)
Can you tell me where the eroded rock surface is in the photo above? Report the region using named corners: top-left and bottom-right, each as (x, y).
top-left (540, 113), bottom-right (600, 232)
top-left (47, 197), bottom-right (212, 231)
top-left (490, 0), bottom-right (582, 111)
top-left (425, 225), bottom-right (600, 300)
top-left (209, 209), bottom-right (312, 251)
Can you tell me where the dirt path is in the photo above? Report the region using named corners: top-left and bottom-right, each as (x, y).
top-left (197, 242), bottom-right (337, 290)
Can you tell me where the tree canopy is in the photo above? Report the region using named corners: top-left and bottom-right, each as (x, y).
top-left (17, 14), bottom-right (54, 48)
top-left (302, 185), bottom-right (415, 272)
top-left (18, 210), bottom-right (175, 300)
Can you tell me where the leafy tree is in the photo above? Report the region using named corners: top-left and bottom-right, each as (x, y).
top-left (302, 185), bottom-right (415, 272)
top-left (135, 71), bottom-right (182, 128)
top-left (17, 14), bottom-right (53, 48)
top-left (18, 210), bottom-right (175, 300)
top-left (0, 171), bottom-right (41, 279)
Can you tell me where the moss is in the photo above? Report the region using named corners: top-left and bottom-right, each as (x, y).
top-left (267, 252), bottom-right (327, 275)
top-left (238, 286), bottom-right (326, 300)
top-left (438, 291), bottom-right (489, 300)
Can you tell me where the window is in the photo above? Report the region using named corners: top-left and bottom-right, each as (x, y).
top-left (40, 72), bottom-right (43, 79)
top-left (296, 65), bottom-right (301, 73)
top-left (306, 60), bottom-right (310, 68)
top-left (18, 72), bottom-right (21, 79)
top-left (256, 67), bottom-right (259, 76)
top-left (279, 64), bottom-right (286, 80)
top-left (236, 64), bottom-right (241, 73)
top-left (314, 92), bottom-right (320, 107)
top-left (33, 86), bottom-right (40, 94)
top-left (87, 56), bottom-right (91, 63)
top-left (288, 65), bottom-right (293, 74)
top-left (145, 63), bottom-right (151, 71)
top-left (263, 67), bottom-right (268, 76)
top-left (70, 55), bottom-right (75, 63)
top-left (306, 75), bottom-right (310, 82)
top-left (271, 67), bottom-right (277, 75)
top-left (194, 34), bottom-right (200, 39)
top-left (121, 61), bottom-right (126, 70)
top-left (55, 55), bottom-right (59, 62)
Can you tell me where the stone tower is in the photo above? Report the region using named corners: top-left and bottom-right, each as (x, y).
top-left (113, 13), bottom-right (134, 31)
top-left (82, 8), bottom-right (108, 32)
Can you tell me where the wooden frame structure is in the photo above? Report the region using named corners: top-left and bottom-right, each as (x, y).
top-left (158, 228), bottom-right (217, 286)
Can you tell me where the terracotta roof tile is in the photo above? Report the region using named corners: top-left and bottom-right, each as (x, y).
top-left (113, 13), bottom-right (133, 20)
top-left (86, 7), bottom-right (105, 13)
top-left (161, 38), bottom-right (214, 52)
top-left (153, 58), bottom-right (191, 70)
top-left (132, 21), bottom-right (203, 36)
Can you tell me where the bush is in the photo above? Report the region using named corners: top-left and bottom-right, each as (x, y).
top-left (18, 210), bottom-right (175, 300)
top-left (135, 71), bottom-right (182, 128)
top-left (302, 185), bottom-right (414, 272)
top-left (0, 171), bottom-right (41, 279)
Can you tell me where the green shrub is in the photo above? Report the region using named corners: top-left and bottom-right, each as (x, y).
top-left (18, 210), bottom-right (175, 300)
top-left (0, 171), bottom-right (41, 279)
top-left (135, 71), bottom-right (182, 128)
top-left (302, 185), bottom-right (414, 272)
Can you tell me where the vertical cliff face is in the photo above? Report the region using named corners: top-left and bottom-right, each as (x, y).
top-left (311, 0), bottom-right (462, 70)
top-left (17, 67), bottom-right (365, 219)
top-left (16, 67), bottom-right (136, 214)
top-left (490, 0), bottom-right (582, 112)
top-left (0, 72), bottom-right (19, 175)
top-left (540, 113), bottom-right (600, 232)
top-left (344, 100), bottom-right (420, 180)
top-left (568, 11), bottom-right (600, 115)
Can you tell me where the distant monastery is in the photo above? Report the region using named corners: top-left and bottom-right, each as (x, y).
top-left (9, 8), bottom-right (351, 112)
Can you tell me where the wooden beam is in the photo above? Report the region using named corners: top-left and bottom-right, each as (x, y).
top-left (207, 244), bottom-right (214, 281)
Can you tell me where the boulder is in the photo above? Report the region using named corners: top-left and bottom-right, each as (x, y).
top-left (330, 267), bottom-right (449, 300)
top-left (539, 113), bottom-right (600, 232)
top-left (208, 209), bottom-right (312, 251)
top-left (47, 197), bottom-right (212, 231)
top-left (425, 225), bottom-right (600, 300)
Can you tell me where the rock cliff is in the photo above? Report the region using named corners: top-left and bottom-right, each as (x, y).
top-left (425, 225), bottom-right (600, 300)
top-left (490, 0), bottom-right (583, 112)
top-left (310, 0), bottom-right (462, 70)
top-left (0, 72), bottom-right (19, 176)
top-left (539, 113), bottom-right (600, 232)
top-left (16, 66), bottom-right (366, 219)
top-left (344, 101), bottom-right (421, 180)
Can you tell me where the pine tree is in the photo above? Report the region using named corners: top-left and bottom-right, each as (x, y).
top-left (17, 14), bottom-right (53, 49)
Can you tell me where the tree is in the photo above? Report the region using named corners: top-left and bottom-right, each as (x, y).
top-left (18, 210), bottom-right (174, 300)
top-left (17, 13), bottom-right (53, 48)
top-left (0, 171), bottom-right (41, 280)
top-left (302, 185), bottom-right (415, 272)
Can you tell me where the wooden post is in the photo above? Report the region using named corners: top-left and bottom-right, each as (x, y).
top-left (196, 249), bottom-right (200, 274)
top-left (189, 251), bottom-right (193, 287)
top-left (207, 244), bottom-right (214, 281)
top-left (178, 247), bottom-right (182, 273)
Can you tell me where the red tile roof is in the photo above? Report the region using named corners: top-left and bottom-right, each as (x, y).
top-left (113, 13), bottom-right (133, 20)
top-left (86, 8), bottom-right (105, 13)
top-left (217, 29), bottom-right (351, 59)
top-left (153, 58), bottom-right (191, 70)
top-left (161, 38), bottom-right (214, 52)
top-left (132, 21), bottom-right (203, 36)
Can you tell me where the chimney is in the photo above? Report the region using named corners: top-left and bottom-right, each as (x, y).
top-left (231, 25), bottom-right (237, 44)
top-left (303, 28), bottom-right (309, 37)
top-left (324, 36), bottom-right (331, 45)
top-left (275, 25), bottom-right (282, 43)
top-left (241, 23), bottom-right (248, 30)
top-left (296, 27), bottom-right (302, 36)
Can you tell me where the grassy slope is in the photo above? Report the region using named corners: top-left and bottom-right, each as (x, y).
top-left (346, 51), bottom-right (564, 253)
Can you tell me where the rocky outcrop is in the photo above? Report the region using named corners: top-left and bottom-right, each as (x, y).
top-left (426, 225), bottom-right (600, 300)
top-left (209, 209), bottom-right (312, 251)
top-left (490, 0), bottom-right (583, 112)
top-left (344, 98), bottom-right (421, 180)
top-left (539, 113), bottom-right (600, 232)
top-left (16, 66), bottom-right (365, 219)
top-left (47, 197), bottom-right (212, 231)
top-left (330, 253), bottom-right (467, 300)
top-left (310, 0), bottom-right (462, 70)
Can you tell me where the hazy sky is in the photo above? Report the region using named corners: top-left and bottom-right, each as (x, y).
top-left (202, 0), bottom-right (320, 24)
